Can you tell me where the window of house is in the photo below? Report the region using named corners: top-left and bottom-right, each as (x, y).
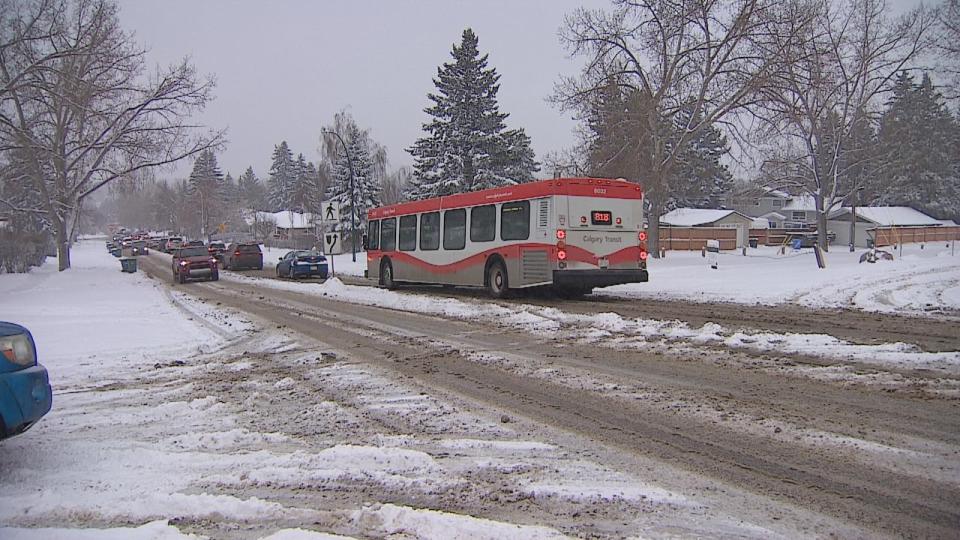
top-left (399, 215), bottom-right (417, 251)
top-left (772, 199), bottom-right (783, 208)
top-left (470, 205), bottom-right (496, 242)
top-left (420, 212), bottom-right (440, 251)
top-left (367, 220), bottom-right (380, 251)
top-left (792, 211), bottom-right (806, 222)
top-left (443, 209), bottom-right (466, 250)
top-left (380, 217), bottom-right (396, 252)
top-left (501, 201), bottom-right (530, 240)
top-left (769, 221), bottom-right (779, 229)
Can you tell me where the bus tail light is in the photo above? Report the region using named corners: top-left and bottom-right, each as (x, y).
top-left (556, 229), bottom-right (566, 240)
top-left (638, 231), bottom-right (647, 242)
top-left (557, 249), bottom-right (567, 261)
top-left (615, 217), bottom-right (622, 225)
top-left (639, 250), bottom-right (649, 261)
top-left (580, 216), bottom-right (587, 225)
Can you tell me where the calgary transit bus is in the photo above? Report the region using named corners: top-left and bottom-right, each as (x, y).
top-left (365, 177), bottom-right (649, 298)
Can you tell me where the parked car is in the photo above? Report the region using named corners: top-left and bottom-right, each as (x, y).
top-left (276, 250), bottom-right (328, 279)
top-left (207, 242), bottom-right (227, 264)
top-left (0, 322), bottom-right (52, 440)
top-left (171, 246), bottom-right (219, 283)
top-left (163, 237), bottom-right (184, 252)
top-left (222, 243), bottom-right (263, 270)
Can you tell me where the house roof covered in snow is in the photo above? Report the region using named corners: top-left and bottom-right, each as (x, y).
top-left (760, 211), bottom-right (786, 220)
top-left (660, 208), bottom-right (751, 226)
top-left (761, 187), bottom-right (791, 199)
top-left (245, 211), bottom-right (318, 229)
top-left (829, 206), bottom-right (941, 226)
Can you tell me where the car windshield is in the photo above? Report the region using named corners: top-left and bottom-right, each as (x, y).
top-left (295, 251), bottom-right (322, 257)
top-left (237, 244), bottom-right (260, 253)
top-left (178, 247), bottom-right (208, 257)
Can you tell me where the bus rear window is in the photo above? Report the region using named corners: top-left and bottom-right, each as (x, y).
top-left (501, 201), bottom-right (530, 240)
top-left (380, 218), bottom-right (396, 251)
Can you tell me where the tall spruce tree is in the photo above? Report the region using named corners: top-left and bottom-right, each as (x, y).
top-left (238, 167), bottom-right (267, 211)
top-left (267, 141), bottom-right (296, 211)
top-left (877, 72), bottom-right (960, 220)
top-left (406, 28), bottom-right (539, 199)
top-left (667, 104), bottom-right (734, 209)
top-left (325, 123), bottom-right (382, 236)
top-left (187, 150), bottom-right (224, 236)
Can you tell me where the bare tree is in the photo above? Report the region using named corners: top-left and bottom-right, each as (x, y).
top-left (0, 0), bottom-right (224, 270)
top-left (936, 0), bottom-right (960, 99)
top-left (555, 0), bottom-right (795, 256)
top-left (755, 0), bottom-right (934, 250)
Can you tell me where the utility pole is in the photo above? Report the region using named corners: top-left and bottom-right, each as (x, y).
top-left (322, 129), bottom-right (357, 262)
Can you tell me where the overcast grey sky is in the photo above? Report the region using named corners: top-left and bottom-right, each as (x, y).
top-left (117, 0), bottom-right (612, 179)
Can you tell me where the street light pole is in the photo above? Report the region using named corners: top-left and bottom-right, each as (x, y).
top-left (322, 129), bottom-right (357, 262)
top-left (198, 189), bottom-right (206, 240)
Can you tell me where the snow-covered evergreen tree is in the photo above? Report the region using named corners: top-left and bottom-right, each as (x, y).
top-left (238, 167), bottom-right (267, 211)
top-left (877, 72), bottom-right (960, 220)
top-left (325, 123), bottom-right (382, 235)
top-left (267, 141), bottom-right (296, 211)
top-left (406, 28), bottom-right (539, 200)
top-left (290, 153), bottom-right (322, 214)
top-left (187, 150), bottom-right (224, 236)
top-left (667, 105), bottom-right (734, 209)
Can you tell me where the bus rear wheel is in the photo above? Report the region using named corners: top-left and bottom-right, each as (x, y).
top-left (380, 260), bottom-right (396, 290)
top-left (487, 261), bottom-right (510, 299)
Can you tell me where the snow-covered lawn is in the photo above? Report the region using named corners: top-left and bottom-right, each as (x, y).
top-left (609, 244), bottom-right (960, 314)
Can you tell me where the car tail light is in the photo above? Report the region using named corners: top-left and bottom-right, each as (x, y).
top-left (234, 251), bottom-right (241, 256)
top-left (210, 258), bottom-right (217, 265)
top-left (0, 334), bottom-right (35, 366)
top-left (179, 260), bottom-right (189, 266)
top-left (557, 249), bottom-right (567, 261)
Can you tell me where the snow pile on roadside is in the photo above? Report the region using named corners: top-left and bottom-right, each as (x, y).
top-left (246, 276), bottom-right (960, 372)
top-left (351, 504), bottom-right (569, 540)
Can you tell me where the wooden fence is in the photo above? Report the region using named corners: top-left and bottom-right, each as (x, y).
top-left (870, 226), bottom-right (960, 247)
top-left (659, 226), bottom-right (737, 250)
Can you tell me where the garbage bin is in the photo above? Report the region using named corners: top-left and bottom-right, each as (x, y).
top-left (120, 257), bottom-right (138, 273)
top-left (749, 238), bottom-right (758, 248)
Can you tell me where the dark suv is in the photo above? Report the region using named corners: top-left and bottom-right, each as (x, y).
top-left (172, 246), bottom-right (219, 283)
top-left (222, 243), bottom-right (263, 270)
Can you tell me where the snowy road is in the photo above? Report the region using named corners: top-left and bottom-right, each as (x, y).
top-left (2, 241), bottom-right (959, 539)
top-left (134, 250), bottom-right (960, 538)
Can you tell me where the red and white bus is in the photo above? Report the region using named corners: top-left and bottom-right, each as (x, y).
top-left (365, 177), bottom-right (649, 298)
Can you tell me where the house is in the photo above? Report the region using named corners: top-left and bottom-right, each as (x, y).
top-left (660, 208), bottom-right (754, 248)
top-left (731, 187), bottom-right (837, 229)
top-left (244, 210), bottom-right (323, 247)
top-left (827, 206), bottom-right (943, 248)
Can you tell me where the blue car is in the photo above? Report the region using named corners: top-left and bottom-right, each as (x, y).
top-left (0, 322), bottom-right (52, 440)
top-left (276, 250), bottom-right (329, 279)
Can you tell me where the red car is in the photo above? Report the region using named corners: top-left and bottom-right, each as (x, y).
top-left (171, 246), bottom-right (219, 283)
top-left (222, 243), bottom-right (263, 270)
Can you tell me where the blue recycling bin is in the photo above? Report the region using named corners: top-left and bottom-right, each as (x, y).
top-left (120, 257), bottom-right (138, 273)
top-left (791, 238), bottom-right (803, 250)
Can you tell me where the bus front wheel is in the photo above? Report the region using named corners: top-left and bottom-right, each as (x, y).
top-left (487, 261), bottom-right (510, 299)
top-left (380, 260), bottom-right (396, 290)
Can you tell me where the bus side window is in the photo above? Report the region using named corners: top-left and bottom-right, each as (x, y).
top-left (470, 205), bottom-right (496, 242)
top-left (399, 215), bottom-right (417, 251)
top-left (420, 212), bottom-right (440, 250)
top-left (380, 217), bottom-right (397, 252)
top-left (501, 201), bottom-right (530, 241)
top-left (367, 220), bottom-right (380, 251)
top-left (443, 209), bottom-right (466, 250)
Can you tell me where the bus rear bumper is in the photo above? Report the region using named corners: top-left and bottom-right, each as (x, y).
top-left (552, 268), bottom-right (648, 289)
